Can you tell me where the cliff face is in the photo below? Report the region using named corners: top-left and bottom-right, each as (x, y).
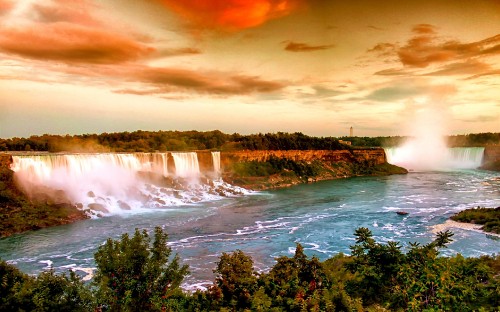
top-left (218, 149), bottom-right (403, 190)
top-left (484, 146), bottom-right (500, 163)
top-left (219, 149), bottom-right (386, 169)
top-left (482, 146), bottom-right (500, 171)
top-left (0, 153), bottom-right (12, 169)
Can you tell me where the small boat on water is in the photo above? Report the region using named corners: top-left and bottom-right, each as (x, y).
top-left (396, 211), bottom-right (408, 216)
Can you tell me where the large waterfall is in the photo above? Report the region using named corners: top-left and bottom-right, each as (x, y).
top-left (11, 152), bottom-right (246, 216)
top-left (385, 147), bottom-right (485, 171)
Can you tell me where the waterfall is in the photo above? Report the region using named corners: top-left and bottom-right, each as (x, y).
top-left (10, 153), bottom-right (247, 216)
top-left (211, 151), bottom-right (221, 175)
top-left (170, 152), bottom-right (200, 178)
top-left (11, 154), bottom-right (142, 209)
top-left (385, 147), bottom-right (485, 170)
top-left (446, 148), bottom-right (484, 169)
top-left (151, 153), bottom-right (169, 177)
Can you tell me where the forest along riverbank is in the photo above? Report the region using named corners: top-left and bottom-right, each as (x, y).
top-left (0, 149), bottom-right (406, 237)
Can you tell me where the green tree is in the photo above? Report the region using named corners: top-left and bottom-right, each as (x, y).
top-left (213, 249), bottom-right (258, 310)
top-left (93, 227), bottom-right (189, 311)
top-left (1, 260), bottom-right (92, 312)
top-left (346, 227), bottom-right (403, 305)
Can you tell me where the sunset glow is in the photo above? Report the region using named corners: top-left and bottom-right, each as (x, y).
top-left (0, 0), bottom-right (498, 138)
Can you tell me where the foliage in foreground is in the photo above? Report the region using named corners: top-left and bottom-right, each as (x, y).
top-left (451, 207), bottom-right (500, 234)
top-left (1, 227), bottom-right (500, 311)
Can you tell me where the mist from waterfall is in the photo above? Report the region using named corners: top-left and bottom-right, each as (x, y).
top-left (11, 152), bottom-right (246, 216)
top-left (385, 147), bottom-right (484, 170)
top-left (384, 102), bottom-right (484, 171)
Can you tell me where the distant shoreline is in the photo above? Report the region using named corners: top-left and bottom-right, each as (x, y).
top-left (430, 219), bottom-right (500, 238)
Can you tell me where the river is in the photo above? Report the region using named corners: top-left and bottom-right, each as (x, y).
top-left (1, 168), bottom-right (499, 290)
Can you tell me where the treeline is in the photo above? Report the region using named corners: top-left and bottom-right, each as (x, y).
top-left (1, 227), bottom-right (499, 311)
top-left (340, 136), bottom-right (405, 147)
top-left (1, 131), bottom-right (498, 152)
top-left (342, 132), bottom-right (500, 147)
top-left (0, 131), bottom-right (346, 153)
top-left (448, 132), bottom-right (500, 147)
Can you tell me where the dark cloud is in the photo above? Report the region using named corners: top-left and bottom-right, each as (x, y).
top-left (283, 41), bottom-right (335, 52)
top-left (0, 1), bottom-right (155, 64)
top-left (113, 66), bottom-right (285, 96)
top-left (367, 25), bottom-right (384, 31)
top-left (0, 23), bottom-right (155, 64)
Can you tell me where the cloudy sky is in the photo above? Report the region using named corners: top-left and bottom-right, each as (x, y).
top-left (0, 0), bottom-right (499, 138)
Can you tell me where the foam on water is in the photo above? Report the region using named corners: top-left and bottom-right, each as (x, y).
top-left (11, 153), bottom-right (248, 216)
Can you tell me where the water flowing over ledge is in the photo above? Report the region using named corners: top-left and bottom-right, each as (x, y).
top-left (385, 147), bottom-right (485, 171)
top-left (10, 152), bottom-right (247, 216)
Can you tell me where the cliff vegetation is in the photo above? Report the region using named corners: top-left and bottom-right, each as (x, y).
top-left (224, 155), bottom-right (407, 190)
top-left (0, 155), bottom-right (88, 237)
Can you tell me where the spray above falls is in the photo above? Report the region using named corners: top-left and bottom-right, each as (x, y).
top-left (11, 152), bottom-right (247, 216)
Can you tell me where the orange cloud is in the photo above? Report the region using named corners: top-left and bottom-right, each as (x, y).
top-left (0, 23), bottom-right (155, 64)
top-left (32, 1), bottom-right (100, 26)
top-left (397, 25), bottom-right (500, 68)
top-left (283, 41), bottom-right (335, 52)
top-left (0, 0), bottom-right (13, 15)
top-left (159, 0), bottom-right (301, 31)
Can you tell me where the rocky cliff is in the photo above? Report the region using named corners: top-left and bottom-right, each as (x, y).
top-left (218, 148), bottom-right (405, 190)
top-left (482, 146), bottom-right (500, 171)
top-left (219, 148), bottom-right (386, 168)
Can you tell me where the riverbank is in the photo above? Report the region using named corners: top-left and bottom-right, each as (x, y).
top-left (430, 220), bottom-right (500, 238)
top-left (430, 207), bottom-right (500, 237)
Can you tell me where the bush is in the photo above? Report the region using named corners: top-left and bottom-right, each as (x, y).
top-left (93, 227), bottom-right (189, 311)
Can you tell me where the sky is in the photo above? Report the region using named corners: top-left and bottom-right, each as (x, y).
top-left (0, 0), bottom-right (499, 138)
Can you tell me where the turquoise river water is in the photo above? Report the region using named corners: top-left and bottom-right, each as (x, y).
top-left (1, 169), bottom-right (499, 289)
